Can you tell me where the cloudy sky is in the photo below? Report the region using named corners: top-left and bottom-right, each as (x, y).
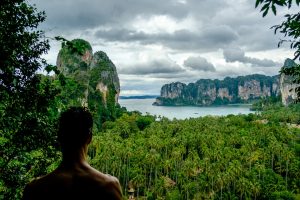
top-left (30, 0), bottom-right (295, 96)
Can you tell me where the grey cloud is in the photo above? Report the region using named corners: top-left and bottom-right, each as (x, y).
top-left (223, 48), bottom-right (280, 67)
top-left (184, 56), bottom-right (216, 72)
top-left (119, 59), bottom-right (184, 75)
top-left (31, 0), bottom-right (287, 53)
top-left (210, 0), bottom-right (289, 51)
top-left (236, 25), bottom-right (281, 51)
top-left (223, 48), bottom-right (245, 62)
top-left (30, 0), bottom-right (229, 31)
top-left (148, 72), bottom-right (191, 79)
top-left (95, 26), bottom-right (238, 51)
top-left (216, 69), bottom-right (247, 78)
top-left (30, 0), bottom-right (189, 30)
top-left (244, 57), bottom-right (280, 67)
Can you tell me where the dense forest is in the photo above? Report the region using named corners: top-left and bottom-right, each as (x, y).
top-left (87, 104), bottom-right (300, 199)
top-left (1, 0), bottom-right (300, 200)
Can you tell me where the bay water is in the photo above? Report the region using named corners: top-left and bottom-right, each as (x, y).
top-left (119, 98), bottom-right (255, 120)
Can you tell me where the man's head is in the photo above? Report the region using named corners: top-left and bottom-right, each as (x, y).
top-left (58, 107), bottom-right (93, 151)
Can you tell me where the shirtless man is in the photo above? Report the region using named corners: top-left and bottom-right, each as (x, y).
top-left (22, 107), bottom-right (123, 200)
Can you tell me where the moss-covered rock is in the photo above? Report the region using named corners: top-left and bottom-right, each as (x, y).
top-left (280, 58), bottom-right (298, 106)
top-left (57, 39), bottom-right (93, 75)
top-left (55, 39), bottom-right (120, 129)
top-left (90, 51), bottom-right (120, 103)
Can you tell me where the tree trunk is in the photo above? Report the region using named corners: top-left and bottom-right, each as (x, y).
top-left (149, 165), bottom-right (152, 188)
top-left (272, 153), bottom-right (274, 170)
top-left (285, 160), bottom-right (289, 189)
top-left (221, 186), bottom-right (223, 200)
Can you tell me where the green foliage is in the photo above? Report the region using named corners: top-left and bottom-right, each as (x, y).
top-left (270, 191), bottom-right (296, 200)
top-left (89, 61), bottom-right (113, 88)
top-left (0, 1), bottom-right (63, 199)
top-left (55, 37), bottom-right (92, 55)
top-left (53, 76), bottom-right (85, 108)
top-left (89, 108), bottom-right (300, 199)
top-left (52, 72), bottom-right (123, 131)
top-left (260, 103), bottom-right (300, 124)
top-left (57, 39), bottom-right (92, 75)
top-left (251, 96), bottom-right (283, 111)
top-left (136, 115), bottom-right (155, 131)
top-left (255, 0), bottom-right (300, 102)
top-left (0, 0), bottom-right (49, 93)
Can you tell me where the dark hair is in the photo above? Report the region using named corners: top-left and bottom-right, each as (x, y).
top-left (58, 107), bottom-right (93, 149)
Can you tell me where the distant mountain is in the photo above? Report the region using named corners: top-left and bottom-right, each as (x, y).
top-left (154, 58), bottom-right (299, 106)
top-left (154, 74), bottom-right (280, 106)
top-left (120, 95), bottom-right (159, 99)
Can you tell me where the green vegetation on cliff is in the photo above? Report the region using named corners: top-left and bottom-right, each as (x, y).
top-left (256, 0), bottom-right (300, 102)
top-left (154, 74), bottom-right (279, 106)
top-left (55, 39), bottom-right (121, 130)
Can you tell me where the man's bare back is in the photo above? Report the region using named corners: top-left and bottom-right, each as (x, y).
top-left (23, 161), bottom-right (122, 200)
top-left (22, 107), bottom-right (123, 200)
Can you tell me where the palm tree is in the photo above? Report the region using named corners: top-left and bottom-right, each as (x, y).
top-left (282, 148), bottom-right (293, 189)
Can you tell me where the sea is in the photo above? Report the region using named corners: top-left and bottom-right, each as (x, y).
top-left (119, 98), bottom-right (255, 120)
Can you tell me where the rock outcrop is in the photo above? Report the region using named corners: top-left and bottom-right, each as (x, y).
top-left (90, 51), bottom-right (120, 104)
top-left (153, 74), bottom-right (280, 106)
top-left (57, 39), bottom-right (120, 107)
top-left (280, 58), bottom-right (298, 106)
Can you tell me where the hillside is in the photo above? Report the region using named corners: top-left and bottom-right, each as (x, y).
top-left (154, 74), bottom-right (280, 106)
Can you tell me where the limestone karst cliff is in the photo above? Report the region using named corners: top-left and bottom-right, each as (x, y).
top-left (56, 39), bottom-right (120, 107)
top-left (280, 58), bottom-right (298, 106)
top-left (55, 39), bottom-right (120, 128)
top-left (154, 58), bottom-right (299, 106)
top-left (154, 74), bottom-right (280, 106)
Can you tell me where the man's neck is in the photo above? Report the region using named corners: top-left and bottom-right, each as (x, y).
top-left (60, 146), bottom-right (89, 168)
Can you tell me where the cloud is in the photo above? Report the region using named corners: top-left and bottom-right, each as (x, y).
top-left (223, 48), bottom-right (280, 67)
top-left (223, 48), bottom-right (246, 62)
top-left (95, 25), bottom-right (238, 51)
top-left (30, 0), bottom-right (189, 31)
top-left (119, 58), bottom-right (184, 75)
top-left (184, 56), bottom-right (216, 72)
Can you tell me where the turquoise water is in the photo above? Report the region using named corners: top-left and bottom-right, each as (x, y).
top-left (119, 98), bottom-right (255, 120)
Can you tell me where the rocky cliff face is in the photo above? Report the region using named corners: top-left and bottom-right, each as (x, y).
top-left (56, 39), bottom-right (120, 107)
top-left (161, 82), bottom-right (186, 99)
top-left (280, 58), bottom-right (298, 106)
top-left (154, 74), bottom-right (280, 106)
top-left (90, 51), bottom-right (120, 104)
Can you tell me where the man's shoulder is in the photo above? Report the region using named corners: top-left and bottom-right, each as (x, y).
top-left (86, 168), bottom-right (122, 199)
top-left (25, 174), bottom-right (50, 189)
top-left (22, 175), bottom-right (51, 200)
top-left (87, 167), bottom-right (120, 187)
